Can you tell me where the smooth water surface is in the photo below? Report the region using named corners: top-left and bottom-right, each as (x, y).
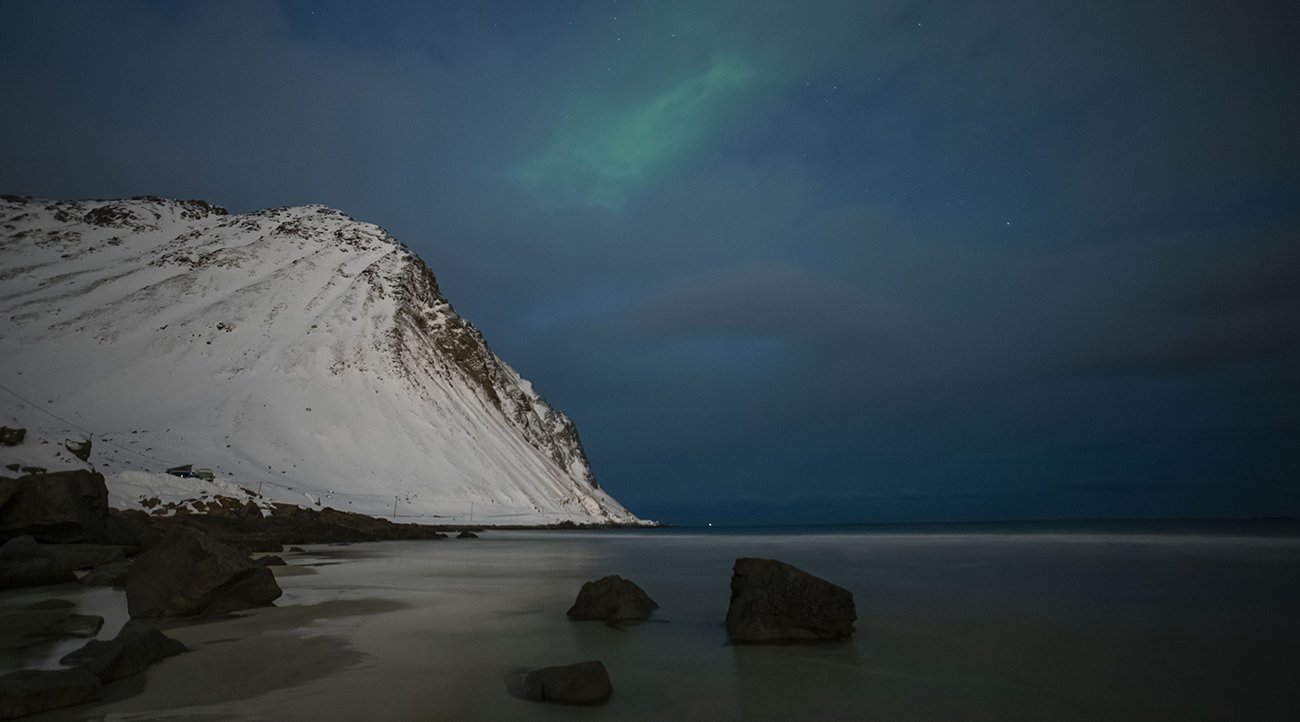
top-left (7, 526), bottom-right (1299, 721)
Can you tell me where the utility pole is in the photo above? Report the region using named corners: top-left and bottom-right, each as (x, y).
top-left (470, 501), bottom-right (474, 523)
top-left (393, 495), bottom-right (398, 520)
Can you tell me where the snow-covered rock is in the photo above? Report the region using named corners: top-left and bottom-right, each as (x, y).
top-left (0, 195), bottom-right (643, 526)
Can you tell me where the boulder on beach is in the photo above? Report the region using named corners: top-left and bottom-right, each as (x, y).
top-left (0, 470), bottom-right (109, 544)
top-left (0, 537), bottom-right (76, 590)
top-left (101, 508), bottom-right (162, 554)
top-left (0, 668), bottom-right (100, 720)
top-left (456, 530), bottom-right (478, 539)
top-left (125, 526), bottom-right (282, 617)
top-left (507, 660), bottom-right (613, 705)
top-left (724, 557), bottom-right (856, 643)
top-left (566, 575), bottom-right (658, 622)
top-left (60, 629), bottom-right (186, 683)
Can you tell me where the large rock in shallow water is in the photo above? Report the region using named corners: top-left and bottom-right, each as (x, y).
top-left (509, 661), bottom-right (613, 705)
top-left (125, 527), bottom-right (281, 617)
top-left (0, 470), bottom-right (108, 543)
top-left (724, 557), bottom-right (856, 643)
top-left (566, 575), bottom-right (658, 622)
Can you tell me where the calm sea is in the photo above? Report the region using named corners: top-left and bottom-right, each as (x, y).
top-left (6, 520), bottom-right (1299, 720)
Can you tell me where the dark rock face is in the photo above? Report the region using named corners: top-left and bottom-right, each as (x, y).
top-left (456, 530), bottom-right (478, 539)
top-left (0, 536), bottom-right (129, 591)
top-left (102, 509), bottom-right (162, 553)
top-left (0, 537), bottom-right (76, 590)
top-left (0, 428), bottom-right (24, 447)
top-left (724, 557), bottom-right (856, 643)
top-left (511, 661), bottom-right (613, 705)
top-left (125, 526), bottom-right (282, 617)
top-left (0, 601), bottom-right (101, 650)
top-left (566, 575), bottom-right (658, 622)
top-left (0, 668), bottom-right (100, 720)
top-left (38, 543), bottom-right (126, 571)
top-left (79, 561), bottom-right (130, 587)
top-left (60, 629), bottom-right (186, 683)
top-left (0, 470), bottom-right (109, 543)
top-left (254, 555), bottom-right (285, 567)
top-left (36, 613), bottom-right (103, 639)
top-left (63, 438), bottom-right (92, 462)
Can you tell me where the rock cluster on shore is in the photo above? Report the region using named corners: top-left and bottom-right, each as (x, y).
top-left (514, 559), bottom-right (856, 706)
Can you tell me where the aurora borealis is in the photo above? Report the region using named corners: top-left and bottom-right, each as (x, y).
top-left (2, 1), bottom-right (1297, 524)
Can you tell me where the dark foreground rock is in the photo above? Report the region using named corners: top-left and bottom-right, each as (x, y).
top-left (125, 526), bottom-right (281, 617)
top-left (566, 575), bottom-right (658, 622)
top-left (36, 613), bottom-right (103, 639)
top-left (0, 470), bottom-right (109, 544)
top-left (725, 557), bottom-right (856, 643)
top-left (0, 601), bottom-right (101, 649)
top-left (0, 537), bottom-right (76, 590)
top-left (507, 661), bottom-right (613, 705)
top-left (60, 629), bottom-right (186, 683)
top-left (0, 536), bottom-right (130, 591)
top-left (0, 668), bottom-right (100, 720)
top-left (79, 561), bottom-right (131, 587)
top-left (456, 530), bottom-right (478, 539)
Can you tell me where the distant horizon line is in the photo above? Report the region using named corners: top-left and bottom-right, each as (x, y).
top-left (655, 515), bottom-right (1300, 531)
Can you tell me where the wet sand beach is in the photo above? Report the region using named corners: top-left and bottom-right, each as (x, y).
top-left (5, 527), bottom-right (1299, 721)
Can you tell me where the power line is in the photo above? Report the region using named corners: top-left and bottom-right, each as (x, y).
top-left (0, 379), bottom-right (182, 467)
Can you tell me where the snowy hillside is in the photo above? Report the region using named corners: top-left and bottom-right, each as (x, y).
top-left (0, 195), bottom-right (642, 526)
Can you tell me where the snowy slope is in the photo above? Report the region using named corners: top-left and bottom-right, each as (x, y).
top-left (0, 195), bottom-right (642, 525)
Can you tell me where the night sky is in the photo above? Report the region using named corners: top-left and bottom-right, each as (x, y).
top-left (2, 1), bottom-right (1297, 525)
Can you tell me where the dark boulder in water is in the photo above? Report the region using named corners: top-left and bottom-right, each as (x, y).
top-left (125, 526), bottom-right (281, 617)
top-left (566, 575), bottom-right (658, 622)
top-left (725, 557), bottom-right (856, 643)
top-left (507, 660), bottom-right (613, 705)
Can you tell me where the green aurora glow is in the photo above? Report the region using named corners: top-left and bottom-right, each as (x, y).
top-left (515, 52), bottom-right (756, 209)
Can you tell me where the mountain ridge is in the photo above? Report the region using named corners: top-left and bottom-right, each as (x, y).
top-left (0, 195), bottom-right (642, 526)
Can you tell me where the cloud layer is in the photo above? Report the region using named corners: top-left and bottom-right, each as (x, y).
top-left (2, 0), bottom-right (1297, 524)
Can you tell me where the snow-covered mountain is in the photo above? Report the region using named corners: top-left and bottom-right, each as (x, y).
top-left (0, 195), bottom-right (642, 525)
